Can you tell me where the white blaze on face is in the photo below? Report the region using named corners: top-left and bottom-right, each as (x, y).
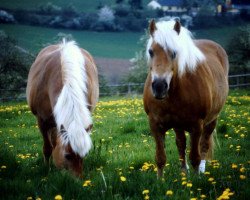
top-left (151, 71), bottom-right (173, 91)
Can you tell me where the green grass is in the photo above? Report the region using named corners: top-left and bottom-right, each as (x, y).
top-left (1, 23), bottom-right (245, 60)
top-left (0, 24), bottom-right (143, 59)
top-left (0, 0), bottom-right (114, 12)
top-left (0, 0), bottom-right (151, 12)
top-left (0, 90), bottom-right (249, 200)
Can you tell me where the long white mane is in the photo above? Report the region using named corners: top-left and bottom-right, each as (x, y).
top-left (54, 40), bottom-right (92, 157)
top-left (147, 20), bottom-right (205, 76)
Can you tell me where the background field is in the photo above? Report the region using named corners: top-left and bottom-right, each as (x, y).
top-left (0, 0), bottom-right (114, 12)
top-left (1, 24), bottom-right (143, 59)
top-left (0, 24), bottom-right (242, 59)
top-left (0, 90), bottom-right (249, 200)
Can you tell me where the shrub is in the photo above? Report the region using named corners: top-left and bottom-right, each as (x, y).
top-left (227, 25), bottom-right (250, 74)
top-left (0, 31), bottom-right (33, 100)
top-left (0, 10), bottom-right (15, 23)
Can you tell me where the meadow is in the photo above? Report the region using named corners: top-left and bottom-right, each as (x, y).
top-left (0, 24), bottom-right (243, 59)
top-left (0, 24), bottom-right (142, 59)
top-left (0, 0), bottom-right (115, 12)
top-left (0, 89), bottom-right (249, 200)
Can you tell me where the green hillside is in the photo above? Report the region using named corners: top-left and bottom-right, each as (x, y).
top-left (0, 0), bottom-right (151, 12)
top-left (1, 24), bottom-right (143, 59)
top-left (1, 23), bottom-right (243, 59)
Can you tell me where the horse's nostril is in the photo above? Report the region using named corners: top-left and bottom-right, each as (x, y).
top-left (152, 79), bottom-right (168, 99)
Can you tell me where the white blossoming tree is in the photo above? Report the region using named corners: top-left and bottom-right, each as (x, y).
top-left (98, 6), bottom-right (115, 25)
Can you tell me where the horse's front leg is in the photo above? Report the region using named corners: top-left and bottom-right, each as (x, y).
top-left (37, 117), bottom-right (54, 165)
top-left (150, 120), bottom-right (166, 178)
top-left (174, 128), bottom-right (189, 172)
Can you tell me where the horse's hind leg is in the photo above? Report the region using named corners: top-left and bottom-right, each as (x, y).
top-left (37, 117), bottom-right (53, 165)
top-left (174, 128), bottom-right (189, 172)
top-left (199, 120), bottom-right (216, 173)
top-left (189, 123), bottom-right (202, 172)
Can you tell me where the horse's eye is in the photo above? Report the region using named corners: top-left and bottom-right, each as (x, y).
top-left (65, 153), bottom-right (73, 160)
top-left (148, 49), bottom-right (154, 58)
top-left (171, 51), bottom-right (176, 60)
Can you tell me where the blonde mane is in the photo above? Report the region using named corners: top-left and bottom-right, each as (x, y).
top-left (147, 20), bottom-right (205, 76)
top-left (54, 40), bottom-right (92, 157)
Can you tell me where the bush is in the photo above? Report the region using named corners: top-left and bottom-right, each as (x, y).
top-left (0, 31), bottom-right (33, 100)
top-left (121, 33), bottom-right (148, 92)
top-left (0, 10), bottom-right (15, 23)
top-left (37, 2), bottom-right (62, 15)
top-left (227, 25), bottom-right (250, 74)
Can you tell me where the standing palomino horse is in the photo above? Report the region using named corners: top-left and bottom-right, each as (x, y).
top-left (26, 40), bottom-right (99, 177)
top-left (143, 19), bottom-right (229, 177)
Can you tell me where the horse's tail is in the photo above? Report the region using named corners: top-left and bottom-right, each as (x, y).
top-left (206, 129), bottom-right (220, 160)
top-left (53, 40), bottom-right (92, 157)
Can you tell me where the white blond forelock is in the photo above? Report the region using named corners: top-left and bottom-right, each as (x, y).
top-left (146, 20), bottom-right (205, 76)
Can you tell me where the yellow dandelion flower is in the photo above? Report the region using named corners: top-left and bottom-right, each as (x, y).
top-left (83, 180), bottom-right (92, 187)
top-left (240, 175), bottom-right (246, 180)
top-left (240, 167), bottom-right (245, 173)
top-left (208, 177), bottom-right (214, 182)
top-left (54, 195), bottom-right (62, 200)
top-left (142, 190), bottom-right (149, 195)
top-left (36, 198), bottom-right (42, 200)
top-left (144, 194), bottom-right (150, 200)
top-left (120, 176), bottom-right (126, 182)
top-left (231, 164), bottom-right (237, 169)
top-left (1, 165), bottom-right (7, 169)
top-left (27, 197), bottom-right (33, 200)
top-left (166, 190), bottom-right (173, 196)
top-left (181, 172), bottom-right (186, 176)
top-left (182, 181), bottom-right (187, 185)
top-left (200, 194), bottom-right (206, 199)
top-left (190, 198), bottom-right (197, 200)
top-left (187, 183), bottom-right (193, 188)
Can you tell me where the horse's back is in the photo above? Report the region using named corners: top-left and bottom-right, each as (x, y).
top-left (27, 43), bottom-right (99, 120)
top-left (195, 39), bottom-right (229, 76)
top-left (27, 45), bottom-right (63, 119)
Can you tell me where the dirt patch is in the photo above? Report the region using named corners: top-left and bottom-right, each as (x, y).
top-left (94, 57), bottom-right (132, 84)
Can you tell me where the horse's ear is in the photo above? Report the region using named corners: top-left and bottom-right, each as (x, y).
top-left (174, 19), bottom-right (181, 35)
top-left (149, 19), bottom-right (157, 36)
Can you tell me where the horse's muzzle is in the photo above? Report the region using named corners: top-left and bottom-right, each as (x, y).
top-left (152, 79), bottom-right (168, 100)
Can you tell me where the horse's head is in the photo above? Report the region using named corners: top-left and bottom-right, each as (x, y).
top-left (147, 19), bottom-right (181, 99)
top-left (49, 127), bottom-right (83, 177)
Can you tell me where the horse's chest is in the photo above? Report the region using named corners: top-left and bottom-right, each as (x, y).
top-left (150, 102), bottom-right (202, 129)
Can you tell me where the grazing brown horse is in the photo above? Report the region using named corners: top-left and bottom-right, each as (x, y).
top-left (26, 40), bottom-right (99, 177)
top-left (143, 19), bottom-right (229, 177)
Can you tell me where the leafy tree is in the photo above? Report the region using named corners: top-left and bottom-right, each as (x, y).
top-left (0, 31), bottom-right (33, 100)
top-left (97, 66), bottom-right (110, 96)
top-left (121, 33), bottom-right (148, 93)
top-left (116, 0), bottom-right (124, 4)
top-left (128, 0), bottom-right (143, 10)
top-left (227, 25), bottom-right (250, 74)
